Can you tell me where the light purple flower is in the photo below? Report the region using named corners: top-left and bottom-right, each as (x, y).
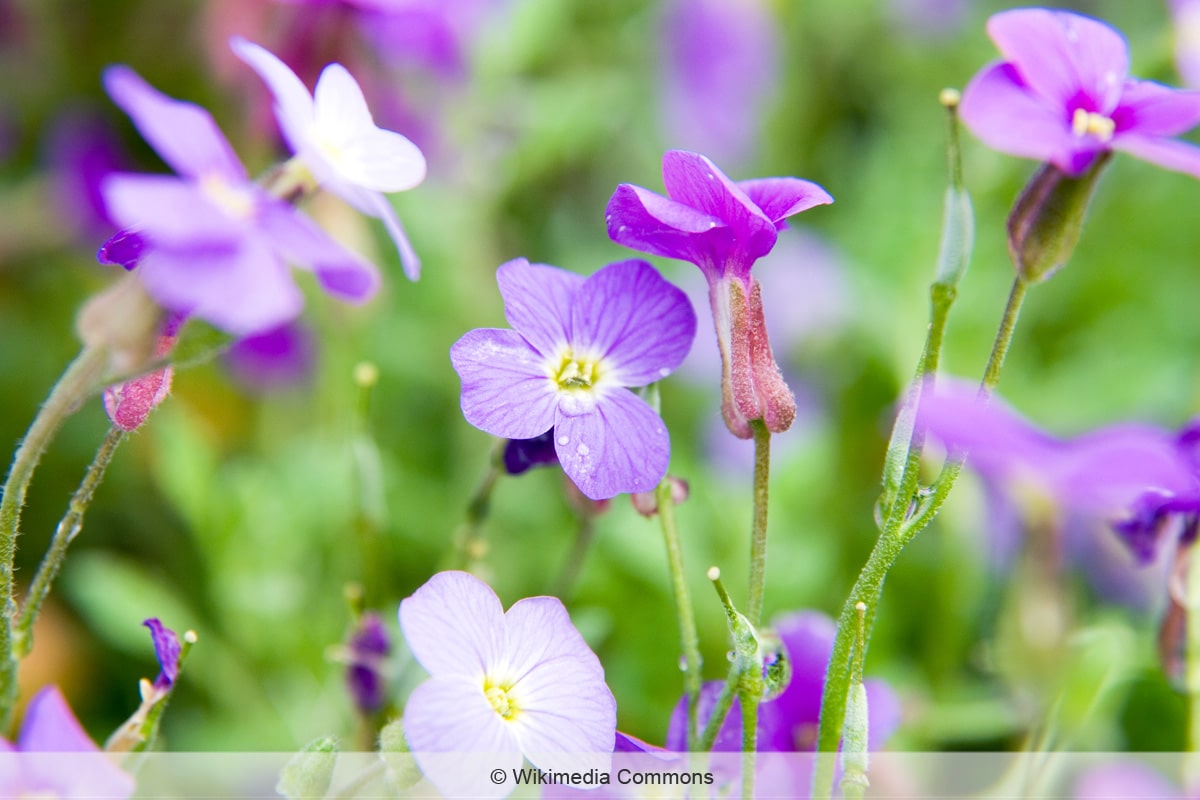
top-left (0, 686), bottom-right (134, 798)
top-left (399, 571), bottom-right (616, 799)
top-left (960, 8), bottom-right (1200, 178)
top-left (230, 37), bottom-right (426, 279)
top-left (918, 379), bottom-right (1200, 564)
top-left (100, 66), bottom-right (380, 336)
top-left (1074, 760), bottom-right (1185, 799)
top-left (223, 320), bottom-right (316, 393)
top-left (1171, 0), bottom-right (1200, 89)
top-left (450, 258), bottom-right (695, 500)
top-left (606, 150), bottom-right (831, 438)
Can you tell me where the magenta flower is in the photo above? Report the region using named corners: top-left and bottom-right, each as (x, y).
top-left (450, 258), bottom-right (695, 500)
top-left (399, 571), bottom-right (616, 799)
top-left (100, 66), bottom-right (380, 335)
top-left (918, 379), bottom-right (1200, 564)
top-left (606, 150), bottom-right (831, 438)
top-left (960, 8), bottom-right (1200, 177)
top-left (0, 686), bottom-right (134, 798)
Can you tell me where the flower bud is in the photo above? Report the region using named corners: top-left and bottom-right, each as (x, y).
top-left (277, 736), bottom-right (338, 800)
top-left (102, 320), bottom-right (178, 432)
top-left (629, 475), bottom-right (689, 517)
top-left (345, 612), bottom-right (391, 715)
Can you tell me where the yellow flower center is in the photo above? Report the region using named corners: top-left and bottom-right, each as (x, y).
top-left (1071, 108), bottom-right (1115, 142)
top-left (200, 174), bottom-right (256, 220)
top-left (484, 681), bottom-right (519, 721)
top-left (554, 352), bottom-right (601, 391)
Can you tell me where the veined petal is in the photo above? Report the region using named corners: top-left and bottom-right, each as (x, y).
top-left (229, 37), bottom-right (315, 153)
top-left (661, 150), bottom-right (777, 262)
top-left (606, 183), bottom-right (732, 277)
top-left (496, 259), bottom-right (582, 357)
top-left (103, 66), bottom-right (246, 181)
top-left (257, 202), bottom-right (380, 302)
top-left (450, 328), bottom-right (557, 440)
top-left (399, 571), bottom-right (506, 680)
top-left (102, 174), bottom-right (244, 248)
top-left (737, 177), bottom-right (833, 229)
top-left (553, 389), bottom-right (669, 500)
top-left (571, 259), bottom-right (696, 386)
top-left (960, 62), bottom-right (1095, 174)
top-left (1113, 133), bottom-right (1200, 179)
top-left (987, 8), bottom-right (1128, 112)
top-left (403, 679), bottom-right (523, 800)
top-left (1113, 80), bottom-right (1200, 137)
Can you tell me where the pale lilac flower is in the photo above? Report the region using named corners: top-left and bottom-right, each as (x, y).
top-left (100, 66), bottom-right (379, 335)
top-left (450, 258), bottom-right (695, 500)
top-left (607, 150), bottom-right (831, 438)
top-left (231, 37), bottom-right (426, 279)
top-left (918, 379), bottom-right (1200, 564)
top-left (224, 320), bottom-right (316, 393)
top-left (1171, 0), bottom-right (1200, 89)
top-left (0, 686), bottom-right (134, 798)
top-left (400, 571), bottom-right (616, 799)
top-left (960, 8), bottom-right (1200, 177)
top-left (1074, 760), bottom-right (1185, 799)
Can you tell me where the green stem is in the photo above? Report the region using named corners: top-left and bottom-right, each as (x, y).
top-left (740, 684), bottom-right (758, 799)
top-left (980, 278), bottom-right (1028, 393)
top-left (697, 662), bottom-right (739, 751)
top-left (657, 477), bottom-right (702, 750)
top-left (552, 512), bottom-right (596, 598)
top-left (0, 345), bottom-right (108, 728)
top-left (14, 426), bottom-right (125, 659)
top-left (746, 421), bottom-right (771, 627)
top-left (454, 440), bottom-right (504, 572)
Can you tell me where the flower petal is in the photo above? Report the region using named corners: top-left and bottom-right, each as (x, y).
top-left (1113, 133), bottom-right (1200, 179)
top-left (553, 388), bottom-right (669, 500)
top-left (403, 678), bottom-right (523, 800)
top-left (1112, 79), bottom-right (1200, 138)
top-left (736, 177), bottom-right (833, 229)
top-left (363, 190), bottom-right (422, 280)
top-left (1074, 762), bottom-right (1183, 800)
top-left (399, 571), bottom-right (507, 680)
top-left (571, 260), bottom-right (695, 386)
top-left (96, 229), bottom-right (147, 270)
top-left (103, 66), bottom-right (246, 181)
top-left (18, 687), bottom-right (97, 752)
top-left (605, 183), bottom-right (733, 277)
top-left (102, 174), bottom-right (244, 248)
top-left (495, 258), bottom-right (582, 357)
top-left (450, 328), bottom-right (557, 440)
top-left (987, 8), bottom-right (1128, 112)
top-left (257, 202), bottom-right (381, 302)
top-left (229, 37), bottom-right (315, 154)
top-left (144, 618), bottom-right (181, 691)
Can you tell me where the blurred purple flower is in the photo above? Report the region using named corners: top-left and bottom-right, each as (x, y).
top-left (960, 8), bottom-right (1200, 177)
top-left (0, 686), bottom-right (134, 798)
top-left (1171, 0), bottom-right (1200, 89)
top-left (918, 379), bottom-right (1200, 564)
top-left (607, 150), bottom-right (831, 438)
top-left (659, 0), bottom-right (777, 168)
top-left (887, 0), bottom-right (970, 40)
top-left (450, 258), bottom-right (695, 500)
top-left (45, 108), bottom-right (129, 238)
top-left (97, 229), bottom-right (147, 271)
top-left (399, 571), bottom-right (615, 799)
top-left (345, 612), bottom-right (391, 714)
top-left (502, 430), bottom-right (559, 476)
top-left (1074, 760), bottom-right (1184, 799)
top-left (224, 320), bottom-right (315, 393)
top-left (100, 66), bottom-right (380, 335)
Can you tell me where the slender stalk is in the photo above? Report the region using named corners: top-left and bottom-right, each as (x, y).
top-left (13, 426), bottom-right (125, 658)
top-left (454, 440), bottom-right (504, 572)
top-left (697, 663), bottom-right (739, 751)
top-left (746, 422), bottom-right (772, 628)
top-left (980, 278), bottom-right (1027, 393)
top-left (552, 512), bottom-right (596, 598)
top-left (657, 477), bottom-right (702, 750)
top-left (739, 684), bottom-right (758, 799)
top-left (0, 345), bottom-right (109, 727)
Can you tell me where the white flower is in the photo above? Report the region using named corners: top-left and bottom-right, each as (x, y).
top-left (231, 37), bottom-right (427, 279)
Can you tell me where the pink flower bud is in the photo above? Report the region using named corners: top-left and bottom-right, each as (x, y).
top-left (102, 326), bottom-right (177, 431)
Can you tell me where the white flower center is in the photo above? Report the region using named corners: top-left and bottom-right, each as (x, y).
top-left (1071, 108), bottom-right (1115, 142)
top-left (200, 174), bottom-right (257, 220)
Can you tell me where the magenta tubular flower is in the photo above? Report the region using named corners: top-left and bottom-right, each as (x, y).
top-left (606, 150), bottom-right (832, 438)
top-left (960, 8), bottom-right (1200, 177)
top-left (399, 571), bottom-right (616, 799)
top-left (450, 258), bottom-right (695, 500)
top-left (0, 686), bottom-right (134, 798)
top-left (100, 66), bottom-right (380, 336)
top-left (918, 379), bottom-right (1200, 564)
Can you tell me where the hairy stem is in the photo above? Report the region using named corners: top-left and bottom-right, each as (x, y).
top-left (658, 477), bottom-right (702, 749)
top-left (746, 421), bottom-right (771, 627)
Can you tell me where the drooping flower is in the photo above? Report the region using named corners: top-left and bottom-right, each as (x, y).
top-left (399, 571), bottom-right (616, 799)
top-left (450, 258), bottom-right (696, 500)
top-left (230, 37), bottom-right (427, 279)
top-left (344, 611), bottom-right (391, 714)
top-left (0, 686), bottom-right (134, 798)
top-left (606, 150), bottom-right (832, 438)
top-left (918, 379), bottom-right (1200, 565)
top-left (959, 8), bottom-right (1200, 178)
top-left (100, 66), bottom-right (380, 336)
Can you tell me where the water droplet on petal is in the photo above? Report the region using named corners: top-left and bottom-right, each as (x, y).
top-left (658, 367), bottom-right (670, 378)
top-left (558, 435), bottom-right (569, 446)
top-left (577, 443), bottom-right (590, 456)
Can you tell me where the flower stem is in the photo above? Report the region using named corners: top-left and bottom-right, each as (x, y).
top-left (981, 277), bottom-right (1028, 393)
top-left (454, 440), bottom-right (504, 573)
top-left (739, 683), bottom-right (758, 799)
top-left (746, 420), bottom-right (771, 627)
top-left (552, 511), bottom-right (596, 599)
top-left (13, 426), bottom-right (125, 659)
top-left (697, 662), bottom-right (739, 751)
top-left (657, 476), bottom-right (702, 750)
top-left (0, 345), bottom-right (108, 727)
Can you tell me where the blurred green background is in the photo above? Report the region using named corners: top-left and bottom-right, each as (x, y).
top-left (0, 0), bottom-right (1197, 754)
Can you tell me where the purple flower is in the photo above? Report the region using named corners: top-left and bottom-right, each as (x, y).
top-left (103, 320), bottom-right (179, 432)
top-left (606, 150), bottom-right (832, 438)
top-left (502, 430), bottom-right (560, 476)
top-left (1074, 761), bottom-right (1185, 799)
top-left (399, 571), bottom-right (616, 798)
top-left (450, 258), bottom-right (695, 500)
top-left (100, 66), bottom-right (380, 335)
top-left (345, 612), bottom-right (391, 714)
top-left (1171, 0), bottom-right (1200, 89)
top-left (960, 8), bottom-right (1200, 178)
top-left (144, 618), bottom-right (181, 693)
top-left (918, 379), bottom-right (1200, 564)
top-left (0, 686), bottom-right (134, 798)
top-left (223, 320), bottom-right (316, 393)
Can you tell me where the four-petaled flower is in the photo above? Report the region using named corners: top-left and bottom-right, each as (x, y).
top-left (100, 66), bottom-right (380, 335)
top-left (450, 258), bottom-right (696, 500)
top-left (231, 38), bottom-right (427, 279)
top-left (960, 8), bottom-right (1200, 178)
top-left (400, 571), bottom-right (616, 799)
top-left (606, 150), bottom-right (832, 438)
top-left (0, 686), bottom-right (134, 798)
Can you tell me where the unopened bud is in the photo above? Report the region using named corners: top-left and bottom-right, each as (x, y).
top-left (102, 322), bottom-right (178, 431)
top-left (1007, 154), bottom-right (1109, 283)
top-left (277, 736), bottom-right (338, 800)
top-left (630, 475), bottom-right (689, 517)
